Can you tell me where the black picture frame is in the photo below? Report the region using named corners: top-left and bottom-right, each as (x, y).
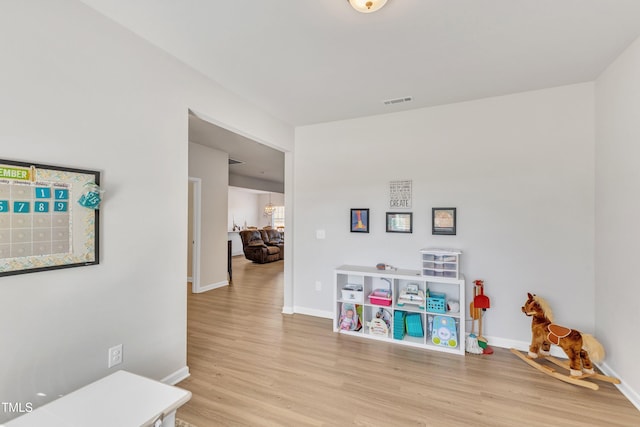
top-left (350, 208), bottom-right (369, 233)
top-left (432, 207), bottom-right (456, 235)
top-left (0, 158), bottom-right (100, 276)
top-left (386, 212), bottom-right (412, 233)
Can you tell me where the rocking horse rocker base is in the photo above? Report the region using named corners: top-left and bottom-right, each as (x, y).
top-left (510, 348), bottom-right (620, 390)
top-left (515, 293), bottom-right (620, 391)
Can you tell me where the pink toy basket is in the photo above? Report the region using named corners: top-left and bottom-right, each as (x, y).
top-left (368, 289), bottom-right (392, 306)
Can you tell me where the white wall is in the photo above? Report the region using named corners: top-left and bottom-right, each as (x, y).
top-left (595, 35), bottom-right (640, 405)
top-left (228, 188), bottom-right (259, 230)
top-left (189, 143), bottom-right (229, 289)
top-left (294, 84), bottom-right (596, 343)
top-left (0, 1), bottom-right (292, 422)
top-left (228, 189), bottom-right (284, 230)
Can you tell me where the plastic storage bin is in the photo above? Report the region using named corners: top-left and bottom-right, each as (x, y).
top-left (368, 289), bottom-right (392, 306)
top-left (405, 313), bottom-right (424, 337)
top-left (426, 292), bottom-right (446, 313)
top-left (341, 284), bottom-right (363, 302)
top-left (393, 310), bottom-right (406, 340)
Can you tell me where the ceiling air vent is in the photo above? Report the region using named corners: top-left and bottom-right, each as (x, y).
top-left (383, 96), bottom-right (413, 106)
top-left (229, 158), bottom-right (244, 165)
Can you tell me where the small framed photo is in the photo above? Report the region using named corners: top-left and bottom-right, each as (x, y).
top-left (350, 209), bottom-right (369, 233)
top-left (432, 207), bottom-right (456, 235)
top-left (386, 212), bottom-right (413, 233)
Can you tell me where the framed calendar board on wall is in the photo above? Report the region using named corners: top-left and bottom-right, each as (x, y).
top-left (0, 159), bottom-right (100, 276)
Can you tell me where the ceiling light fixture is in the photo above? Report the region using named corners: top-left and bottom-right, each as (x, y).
top-left (264, 193), bottom-right (275, 216)
top-left (348, 0), bottom-right (388, 13)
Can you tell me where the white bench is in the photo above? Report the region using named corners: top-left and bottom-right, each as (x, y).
top-left (4, 370), bottom-right (192, 427)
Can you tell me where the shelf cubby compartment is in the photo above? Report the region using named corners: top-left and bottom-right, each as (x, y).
top-left (396, 279), bottom-right (427, 311)
top-left (335, 301), bottom-right (364, 334)
top-left (426, 314), bottom-right (461, 352)
top-left (363, 305), bottom-right (393, 338)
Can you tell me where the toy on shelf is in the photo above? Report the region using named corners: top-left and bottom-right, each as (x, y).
top-left (367, 308), bottom-right (391, 337)
top-left (375, 307), bottom-right (392, 328)
top-left (447, 300), bottom-right (460, 313)
top-left (431, 315), bottom-right (458, 348)
top-left (367, 318), bottom-right (388, 336)
top-left (511, 293), bottom-right (620, 390)
top-left (397, 283), bottom-right (425, 309)
top-left (339, 302), bottom-right (361, 331)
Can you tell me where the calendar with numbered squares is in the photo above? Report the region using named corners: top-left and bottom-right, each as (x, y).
top-left (0, 159), bottom-right (100, 276)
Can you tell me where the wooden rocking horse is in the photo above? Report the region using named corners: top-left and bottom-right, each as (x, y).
top-left (510, 292), bottom-right (620, 390)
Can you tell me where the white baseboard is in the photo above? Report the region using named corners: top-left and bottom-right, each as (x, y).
top-left (197, 280), bottom-right (228, 293)
top-left (480, 335), bottom-right (640, 410)
top-left (161, 366), bottom-right (190, 385)
top-left (281, 306), bottom-right (294, 315)
top-left (598, 362), bottom-right (640, 412)
top-left (480, 335), bottom-right (567, 358)
top-left (293, 306), bottom-right (333, 319)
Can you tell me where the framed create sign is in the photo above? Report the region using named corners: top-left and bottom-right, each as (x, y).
top-left (0, 159), bottom-right (100, 276)
top-left (389, 180), bottom-right (412, 209)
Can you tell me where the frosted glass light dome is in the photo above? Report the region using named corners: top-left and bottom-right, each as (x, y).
top-left (348, 0), bottom-right (388, 13)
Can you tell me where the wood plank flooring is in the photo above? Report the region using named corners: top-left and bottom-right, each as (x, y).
top-left (177, 257), bottom-right (640, 426)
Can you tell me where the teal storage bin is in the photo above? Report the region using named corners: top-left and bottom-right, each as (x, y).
top-left (405, 313), bottom-right (424, 337)
top-left (427, 292), bottom-right (446, 313)
top-left (393, 310), bottom-right (406, 340)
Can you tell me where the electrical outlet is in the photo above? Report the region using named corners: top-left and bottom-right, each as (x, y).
top-left (315, 281), bottom-right (322, 291)
top-left (108, 344), bottom-right (123, 368)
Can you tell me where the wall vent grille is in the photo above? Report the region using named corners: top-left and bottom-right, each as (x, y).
top-left (383, 96), bottom-right (413, 105)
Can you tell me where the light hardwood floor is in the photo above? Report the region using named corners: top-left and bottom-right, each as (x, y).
top-left (177, 257), bottom-right (640, 427)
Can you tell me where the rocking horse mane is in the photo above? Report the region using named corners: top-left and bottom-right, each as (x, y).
top-left (532, 294), bottom-right (554, 322)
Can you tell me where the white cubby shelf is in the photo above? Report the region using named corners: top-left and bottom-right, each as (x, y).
top-left (334, 265), bottom-right (466, 355)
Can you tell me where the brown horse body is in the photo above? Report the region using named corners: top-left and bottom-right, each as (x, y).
top-left (521, 293), bottom-right (604, 377)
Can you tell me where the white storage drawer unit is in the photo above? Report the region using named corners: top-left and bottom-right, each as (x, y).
top-left (420, 248), bottom-right (462, 279)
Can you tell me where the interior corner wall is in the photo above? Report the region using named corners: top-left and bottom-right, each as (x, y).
top-left (595, 35), bottom-right (640, 402)
top-left (189, 143), bottom-right (229, 288)
top-left (0, 1), bottom-right (292, 422)
top-left (294, 83), bottom-right (595, 343)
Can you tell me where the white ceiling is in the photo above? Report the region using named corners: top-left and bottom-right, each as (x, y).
top-left (80, 1), bottom-right (640, 187)
top-left (80, 0), bottom-right (640, 127)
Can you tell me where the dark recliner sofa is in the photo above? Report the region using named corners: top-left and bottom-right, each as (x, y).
top-left (239, 229), bottom-right (283, 263)
top-left (260, 229), bottom-right (284, 260)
